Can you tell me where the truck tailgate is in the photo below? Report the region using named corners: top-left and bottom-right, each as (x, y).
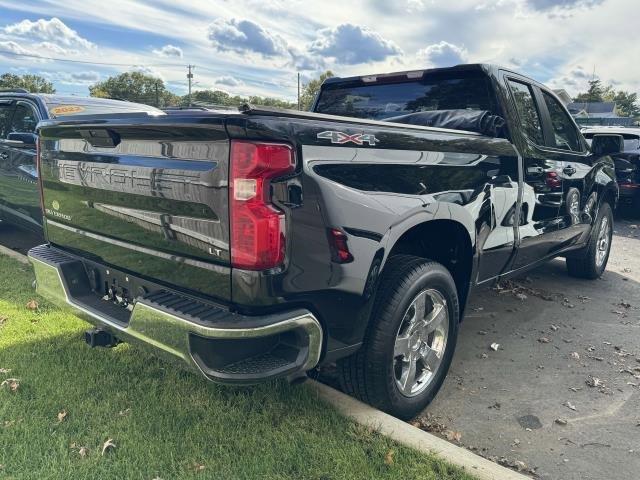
top-left (38, 119), bottom-right (232, 301)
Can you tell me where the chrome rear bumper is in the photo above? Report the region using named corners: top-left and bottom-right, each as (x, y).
top-left (29, 245), bottom-right (323, 384)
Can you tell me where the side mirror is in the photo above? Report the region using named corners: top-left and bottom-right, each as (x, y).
top-left (6, 132), bottom-right (38, 147)
top-left (591, 134), bottom-right (624, 156)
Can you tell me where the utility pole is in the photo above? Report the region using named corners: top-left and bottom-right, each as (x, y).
top-left (187, 64), bottom-right (194, 106)
top-left (297, 72), bottom-right (301, 111)
top-left (155, 81), bottom-right (159, 107)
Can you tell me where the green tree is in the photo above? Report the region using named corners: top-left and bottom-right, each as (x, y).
top-left (604, 90), bottom-right (639, 117)
top-left (247, 95), bottom-right (296, 109)
top-left (0, 73), bottom-right (55, 93)
top-left (186, 90), bottom-right (296, 109)
top-left (573, 79), bottom-right (606, 103)
top-left (299, 70), bottom-right (334, 111)
top-left (89, 72), bottom-right (177, 107)
top-left (574, 79), bottom-right (640, 117)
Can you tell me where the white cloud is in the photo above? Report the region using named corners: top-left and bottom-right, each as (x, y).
top-left (207, 18), bottom-right (287, 56)
top-left (131, 65), bottom-right (164, 81)
top-left (152, 44), bottom-right (183, 58)
top-left (36, 41), bottom-right (77, 55)
top-left (417, 41), bottom-right (467, 67)
top-left (214, 75), bottom-right (243, 87)
top-left (308, 24), bottom-right (402, 64)
top-left (0, 40), bottom-right (32, 56)
top-left (3, 17), bottom-right (94, 49)
top-left (68, 70), bottom-right (100, 84)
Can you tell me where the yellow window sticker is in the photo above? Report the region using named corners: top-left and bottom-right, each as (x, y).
top-left (50, 105), bottom-right (86, 116)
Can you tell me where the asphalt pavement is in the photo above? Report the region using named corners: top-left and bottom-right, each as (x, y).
top-left (421, 218), bottom-right (640, 479)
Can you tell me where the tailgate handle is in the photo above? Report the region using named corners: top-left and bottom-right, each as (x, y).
top-left (79, 129), bottom-right (121, 148)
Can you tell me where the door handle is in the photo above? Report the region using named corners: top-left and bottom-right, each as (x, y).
top-left (563, 165), bottom-right (576, 176)
top-left (527, 166), bottom-right (544, 175)
top-left (0, 152), bottom-right (8, 160)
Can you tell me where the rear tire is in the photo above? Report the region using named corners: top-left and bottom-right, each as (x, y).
top-left (338, 255), bottom-right (459, 420)
top-left (566, 202), bottom-right (613, 279)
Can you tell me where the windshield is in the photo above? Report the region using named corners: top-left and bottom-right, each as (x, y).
top-left (315, 71), bottom-right (498, 121)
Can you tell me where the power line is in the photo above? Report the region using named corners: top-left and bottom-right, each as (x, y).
top-left (0, 49), bottom-right (185, 68)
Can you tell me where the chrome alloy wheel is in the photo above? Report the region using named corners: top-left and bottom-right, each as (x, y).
top-left (595, 216), bottom-right (611, 268)
top-left (393, 289), bottom-right (449, 397)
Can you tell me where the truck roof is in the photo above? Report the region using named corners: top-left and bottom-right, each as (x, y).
top-left (321, 63), bottom-right (533, 86)
top-left (0, 92), bottom-right (163, 118)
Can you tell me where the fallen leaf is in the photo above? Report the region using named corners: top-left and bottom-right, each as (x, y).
top-left (515, 293), bottom-right (527, 301)
top-left (571, 352), bottom-right (580, 360)
top-left (514, 460), bottom-right (528, 472)
top-left (555, 418), bottom-right (568, 426)
top-left (586, 376), bottom-right (602, 388)
top-left (57, 410), bottom-right (67, 423)
top-left (118, 408), bottom-right (131, 417)
top-left (193, 463), bottom-right (205, 473)
top-left (0, 368), bottom-right (11, 374)
top-left (538, 337), bottom-right (551, 344)
top-left (477, 330), bottom-right (488, 335)
top-left (490, 343), bottom-right (500, 351)
top-left (564, 401), bottom-right (577, 411)
top-left (101, 438), bottom-right (116, 456)
top-left (1, 378), bottom-right (19, 392)
top-left (0, 315), bottom-right (7, 326)
top-left (384, 449), bottom-right (395, 465)
top-left (550, 324), bottom-right (559, 331)
top-left (445, 430), bottom-right (462, 443)
top-left (78, 446), bottom-right (89, 458)
top-left (25, 300), bottom-right (39, 311)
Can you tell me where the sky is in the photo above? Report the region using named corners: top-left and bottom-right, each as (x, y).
top-left (0, 0), bottom-right (637, 102)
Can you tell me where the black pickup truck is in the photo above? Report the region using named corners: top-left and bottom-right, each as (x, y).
top-left (28, 64), bottom-right (621, 419)
top-left (0, 90), bottom-right (162, 233)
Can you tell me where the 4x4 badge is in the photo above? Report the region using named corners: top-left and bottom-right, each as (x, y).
top-left (317, 131), bottom-right (379, 146)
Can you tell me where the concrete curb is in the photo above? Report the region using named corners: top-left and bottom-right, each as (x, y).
top-left (309, 380), bottom-right (530, 480)
top-left (0, 244), bottom-right (30, 265)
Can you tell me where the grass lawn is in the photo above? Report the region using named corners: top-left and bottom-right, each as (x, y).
top-left (0, 254), bottom-right (475, 480)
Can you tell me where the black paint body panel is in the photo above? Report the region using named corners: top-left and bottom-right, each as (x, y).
top-left (36, 64), bottom-right (618, 363)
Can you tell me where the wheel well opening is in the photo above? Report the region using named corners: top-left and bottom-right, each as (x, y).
top-left (388, 220), bottom-right (473, 311)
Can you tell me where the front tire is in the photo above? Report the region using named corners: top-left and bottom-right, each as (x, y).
top-left (338, 255), bottom-right (459, 420)
top-left (566, 202), bottom-right (613, 279)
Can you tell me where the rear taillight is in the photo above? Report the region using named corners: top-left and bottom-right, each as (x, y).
top-left (229, 141), bottom-right (295, 270)
top-left (328, 228), bottom-right (353, 263)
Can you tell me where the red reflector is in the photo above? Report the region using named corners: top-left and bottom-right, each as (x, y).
top-left (328, 228), bottom-right (354, 263)
top-left (545, 172), bottom-right (561, 189)
top-left (230, 141), bottom-right (294, 270)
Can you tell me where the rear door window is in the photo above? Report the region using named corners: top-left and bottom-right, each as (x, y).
top-left (542, 92), bottom-right (582, 152)
top-left (0, 101), bottom-right (14, 139)
top-left (9, 102), bottom-right (39, 134)
top-left (507, 80), bottom-right (544, 145)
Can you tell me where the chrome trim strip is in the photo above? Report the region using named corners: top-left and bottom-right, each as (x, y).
top-left (29, 252), bottom-right (322, 380)
top-left (47, 220), bottom-right (226, 272)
